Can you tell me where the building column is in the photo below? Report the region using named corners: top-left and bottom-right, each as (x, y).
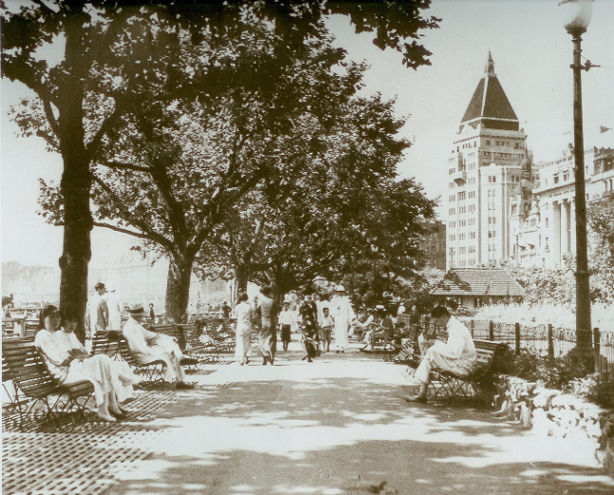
top-left (550, 200), bottom-right (561, 267)
top-left (560, 199), bottom-right (569, 259)
top-left (570, 199), bottom-right (576, 254)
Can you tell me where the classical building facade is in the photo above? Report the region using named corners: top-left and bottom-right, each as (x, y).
top-left (445, 53), bottom-right (527, 269)
top-left (510, 147), bottom-right (614, 268)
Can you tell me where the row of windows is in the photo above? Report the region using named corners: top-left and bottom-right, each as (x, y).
top-left (484, 139), bottom-right (521, 149)
top-left (449, 229), bottom-right (479, 240)
top-left (448, 206), bottom-right (477, 216)
top-left (455, 141), bottom-right (478, 152)
top-left (552, 171), bottom-right (570, 184)
top-left (485, 139), bottom-right (521, 148)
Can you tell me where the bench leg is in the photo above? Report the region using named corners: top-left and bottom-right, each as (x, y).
top-left (428, 374), bottom-right (477, 403)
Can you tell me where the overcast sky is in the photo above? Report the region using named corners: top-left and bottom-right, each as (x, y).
top-left (2, 0), bottom-right (613, 268)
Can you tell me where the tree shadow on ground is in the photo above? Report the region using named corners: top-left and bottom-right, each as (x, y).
top-left (109, 370), bottom-right (613, 494)
top-left (111, 440), bottom-right (614, 495)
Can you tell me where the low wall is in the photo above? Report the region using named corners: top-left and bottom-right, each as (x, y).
top-left (492, 375), bottom-right (614, 475)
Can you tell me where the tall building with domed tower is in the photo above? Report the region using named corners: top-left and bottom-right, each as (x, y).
top-left (446, 53), bottom-right (528, 269)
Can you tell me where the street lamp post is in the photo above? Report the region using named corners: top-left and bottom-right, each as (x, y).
top-left (559, 0), bottom-right (593, 362)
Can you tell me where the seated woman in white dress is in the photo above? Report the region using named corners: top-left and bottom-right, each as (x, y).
top-left (54, 317), bottom-right (137, 403)
top-left (34, 305), bottom-right (131, 422)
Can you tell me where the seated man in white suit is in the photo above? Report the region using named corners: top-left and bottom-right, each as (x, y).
top-left (408, 305), bottom-right (477, 403)
top-left (122, 304), bottom-right (193, 389)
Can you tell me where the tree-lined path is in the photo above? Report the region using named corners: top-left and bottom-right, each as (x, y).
top-left (106, 349), bottom-right (613, 495)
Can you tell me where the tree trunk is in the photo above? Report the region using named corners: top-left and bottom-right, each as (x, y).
top-left (58, 9), bottom-right (91, 343)
top-left (165, 252), bottom-right (195, 323)
top-left (234, 265), bottom-right (249, 296)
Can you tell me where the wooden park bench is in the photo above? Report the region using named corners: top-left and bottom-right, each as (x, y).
top-left (2, 338), bottom-right (94, 430)
top-left (178, 324), bottom-right (222, 364)
top-left (386, 340), bottom-right (421, 367)
top-left (428, 339), bottom-right (508, 403)
top-left (106, 331), bottom-right (199, 381)
top-left (184, 319), bottom-right (236, 358)
top-left (91, 330), bottom-right (123, 359)
top-left (2, 354), bottom-right (31, 430)
top-left (147, 324), bottom-right (200, 371)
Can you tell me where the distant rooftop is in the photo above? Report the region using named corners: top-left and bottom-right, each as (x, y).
top-left (432, 268), bottom-right (525, 297)
top-left (460, 52), bottom-right (519, 132)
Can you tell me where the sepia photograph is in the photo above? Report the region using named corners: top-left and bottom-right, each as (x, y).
top-left (1, 0), bottom-right (613, 493)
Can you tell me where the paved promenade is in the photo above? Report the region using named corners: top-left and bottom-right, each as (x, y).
top-left (3, 348), bottom-right (614, 494)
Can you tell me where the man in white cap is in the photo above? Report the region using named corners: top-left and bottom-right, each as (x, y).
top-left (331, 285), bottom-right (354, 353)
top-left (122, 304), bottom-right (193, 389)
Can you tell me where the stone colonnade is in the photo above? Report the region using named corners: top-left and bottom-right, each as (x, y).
top-left (547, 198), bottom-right (575, 266)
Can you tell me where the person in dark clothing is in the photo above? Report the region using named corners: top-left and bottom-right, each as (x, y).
top-left (221, 301), bottom-right (231, 319)
top-left (298, 293), bottom-right (318, 362)
top-left (278, 301), bottom-right (293, 351)
top-left (148, 303), bottom-right (156, 323)
top-left (257, 287), bottom-right (276, 365)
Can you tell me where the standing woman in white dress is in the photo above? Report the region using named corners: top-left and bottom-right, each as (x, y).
top-left (34, 305), bottom-right (130, 422)
top-left (234, 293), bottom-right (253, 365)
top-left (331, 285), bottom-right (355, 353)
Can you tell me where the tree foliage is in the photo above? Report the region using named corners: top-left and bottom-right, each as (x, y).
top-left (3, 0), bottom-right (439, 326)
top-left (196, 91), bottom-right (436, 305)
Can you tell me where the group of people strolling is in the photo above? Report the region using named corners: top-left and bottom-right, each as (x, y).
top-left (34, 300), bottom-right (194, 422)
top-left (233, 285), bottom-right (355, 365)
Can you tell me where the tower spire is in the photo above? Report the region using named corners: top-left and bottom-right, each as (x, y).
top-left (485, 51), bottom-right (495, 76)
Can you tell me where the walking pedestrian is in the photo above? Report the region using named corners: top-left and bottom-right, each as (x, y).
top-left (331, 285), bottom-right (354, 353)
top-left (106, 287), bottom-right (123, 331)
top-left (298, 292), bottom-right (318, 362)
top-left (86, 282), bottom-right (109, 338)
top-left (234, 293), bottom-right (253, 365)
top-left (278, 301), bottom-right (293, 351)
top-left (257, 287), bottom-right (276, 365)
top-left (319, 306), bottom-right (334, 352)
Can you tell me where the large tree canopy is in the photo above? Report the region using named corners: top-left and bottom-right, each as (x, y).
top-left (2, 0), bottom-right (439, 331)
top-left (195, 93), bottom-right (436, 306)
